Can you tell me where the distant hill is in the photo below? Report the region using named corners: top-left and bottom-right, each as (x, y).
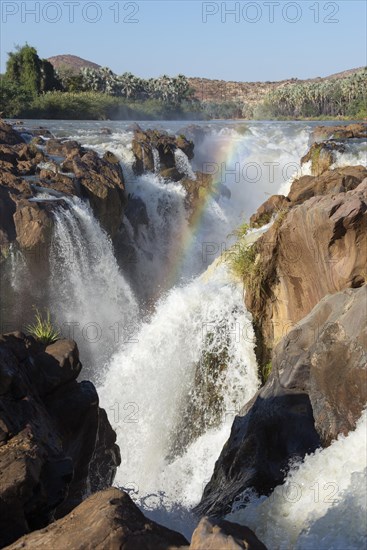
top-left (187, 67), bottom-right (365, 108)
top-left (47, 55), bottom-right (101, 73)
top-left (46, 55), bottom-right (365, 109)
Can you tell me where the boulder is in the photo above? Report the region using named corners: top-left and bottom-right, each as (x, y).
top-left (132, 125), bottom-right (194, 176)
top-left (72, 150), bottom-right (127, 237)
top-left (0, 333), bottom-right (120, 547)
top-left (245, 180), bottom-right (367, 364)
top-left (197, 286), bottom-right (366, 516)
top-left (300, 141), bottom-right (346, 177)
top-left (0, 120), bottom-right (25, 145)
top-left (288, 166), bottom-right (367, 204)
top-left (190, 517), bottom-right (267, 550)
top-left (6, 488), bottom-right (189, 550)
top-left (13, 200), bottom-right (54, 251)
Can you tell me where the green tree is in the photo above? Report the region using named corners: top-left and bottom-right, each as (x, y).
top-left (5, 44), bottom-right (60, 94)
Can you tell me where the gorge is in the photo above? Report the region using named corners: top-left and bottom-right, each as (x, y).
top-left (0, 118), bottom-right (366, 549)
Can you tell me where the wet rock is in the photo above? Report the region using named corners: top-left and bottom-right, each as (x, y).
top-left (190, 517), bottom-right (267, 549)
top-left (132, 125), bottom-right (194, 176)
top-left (300, 141), bottom-right (346, 177)
top-left (198, 286), bottom-right (366, 516)
top-left (39, 169), bottom-right (78, 196)
top-left (6, 488), bottom-right (189, 550)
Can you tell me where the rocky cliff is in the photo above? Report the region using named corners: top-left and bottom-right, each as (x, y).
top-left (197, 123), bottom-right (367, 516)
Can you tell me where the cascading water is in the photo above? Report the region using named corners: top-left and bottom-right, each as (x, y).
top-left (50, 196), bottom-right (138, 374)
top-left (174, 148), bottom-right (197, 180)
top-left (152, 146), bottom-right (160, 173)
top-left (227, 410), bottom-right (367, 550)
top-left (9, 119), bottom-right (366, 545)
top-left (98, 262), bottom-right (259, 537)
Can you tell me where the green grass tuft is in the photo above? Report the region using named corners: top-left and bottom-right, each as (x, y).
top-left (26, 308), bottom-right (60, 345)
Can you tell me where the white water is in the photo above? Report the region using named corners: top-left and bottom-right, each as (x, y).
top-left (50, 197), bottom-right (138, 371)
top-left (12, 120), bottom-right (366, 545)
top-left (174, 148), bottom-right (197, 180)
top-left (227, 410), bottom-right (367, 550)
top-left (98, 262), bottom-right (259, 537)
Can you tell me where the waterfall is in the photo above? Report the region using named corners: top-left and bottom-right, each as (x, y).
top-left (227, 410), bottom-right (367, 550)
top-left (152, 146), bottom-right (160, 173)
top-left (50, 197), bottom-right (138, 374)
top-left (98, 262), bottom-right (259, 537)
top-left (174, 148), bottom-right (197, 180)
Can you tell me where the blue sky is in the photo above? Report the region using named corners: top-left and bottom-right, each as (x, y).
top-left (0, 1), bottom-right (366, 80)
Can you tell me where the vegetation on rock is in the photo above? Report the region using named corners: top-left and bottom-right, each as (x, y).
top-left (26, 308), bottom-right (60, 344)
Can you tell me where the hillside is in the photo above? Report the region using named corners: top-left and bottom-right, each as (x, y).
top-left (188, 66), bottom-right (366, 106)
top-left (47, 54), bottom-right (101, 73)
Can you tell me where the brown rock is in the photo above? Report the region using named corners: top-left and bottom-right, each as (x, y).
top-left (289, 166), bottom-right (367, 204)
top-left (246, 181), bottom-right (367, 363)
top-left (190, 517), bottom-right (267, 550)
top-left (0, 333), bottom-right (121, 547)
top-left (250, 195), bottom-right (290, 228)
top-left (39, 169), bottom-right (78, 196)
top-left (300, 141), bottom-right (345, 177)
top-left (0, 120), bottom-right (25, 145)
top-left (13, 200), bottom-right (53, 250)
top-left (131, 125), bottom-right (194, 176)
top-left (72, 150), bottom-right (127, 237)
top-left (312, 123), bottom-right (367, 142)
top-left (6, 488), bottom-right (189, 550)
top-left (198, 286), bottom-right (366, 516)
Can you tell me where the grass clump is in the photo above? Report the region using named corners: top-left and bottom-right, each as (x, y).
top-left (260, 361), bottom-right (272, 385)
top-left (26, 308), bottom-right (60, 344)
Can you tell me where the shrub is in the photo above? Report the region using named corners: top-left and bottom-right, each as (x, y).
top-left (26, 308), bottom-right (60, 344)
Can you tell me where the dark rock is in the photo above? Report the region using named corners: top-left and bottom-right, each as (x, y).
top-left (0, 333), bottom-right (120, 546)
top-left (190, 517), bottom-right (267, 549)
top-left (6, 488), bottom-right (189, 549)
top-left (0, 120), bottom-right (25, 145)
top-left (132, 125), bottom-right (194, 176)
top-left (197, 286), bottom-right (366, 516)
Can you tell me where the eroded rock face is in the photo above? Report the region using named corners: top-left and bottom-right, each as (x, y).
top-left (0, 333), bottom-right (120, 547)
top-left (5, 488), bottom-right (189, 550)
top-left (198, 286), bottom-right (366, 516)
top-left (246, 180), bottom-right (367, 362)
top-left (0, 125), bottom-right (128, 253)
top-left (131, 125), bottom-right (194, 176)
top-left (288, 166), bottom-right (367, 204)
top-left (72, 150), bottom-right (127, 237)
